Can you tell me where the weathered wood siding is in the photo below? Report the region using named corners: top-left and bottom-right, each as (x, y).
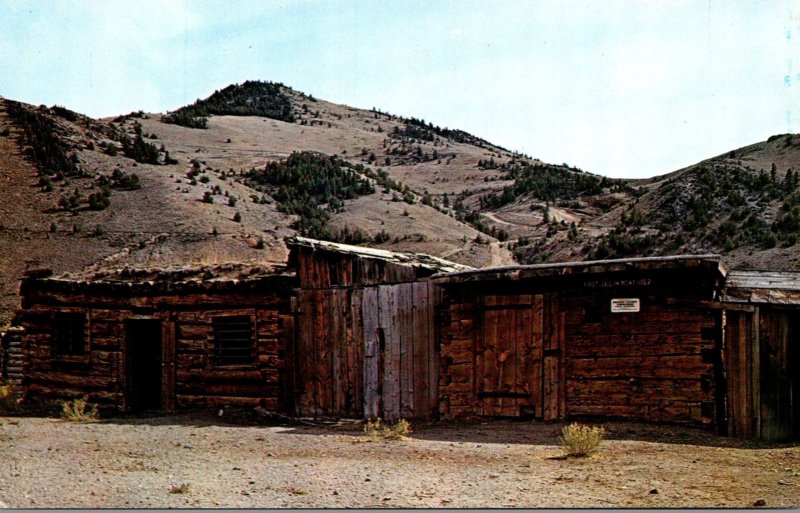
top-left (15, 287), bottom-right (293, 413)
top-left (756, 308), bottom-right (798, 440)
top-left (724, 309), bottom-right (758, 438)
top-left (295, 281), bottom-right (438, 420)
top-left (438, 265), bottom-right (724, 427)
top-left (294, 247), bottom-right (418, 289)
top-left (563, 293), bottom-right (719, 425)
top-left (173, 306), bottom-right (291, 410)
top-left (1, 327), bottom-right (24, 383)
top-left (439, 292), bottom-right (562, 420)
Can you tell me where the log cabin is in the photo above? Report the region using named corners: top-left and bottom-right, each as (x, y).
top-left (12, 264), bottom-right (296, 413)
top-left (432, 255), bottom-right (728, 429)
top-left (5, 240), bottom-right (799, 441)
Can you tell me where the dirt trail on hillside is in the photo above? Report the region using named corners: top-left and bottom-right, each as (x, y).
top-left (0, 413), bottom-right (797, 509)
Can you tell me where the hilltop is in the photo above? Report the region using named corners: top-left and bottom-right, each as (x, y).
top-left (0, 80), bottom-right (798, 323)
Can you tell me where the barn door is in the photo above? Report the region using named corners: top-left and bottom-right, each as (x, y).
top-left (477, 294), bottom-right (544, 417)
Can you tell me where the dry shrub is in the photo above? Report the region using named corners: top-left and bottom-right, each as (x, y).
top-left (0, 384), bottom-right (21, 413)
top-left (364, 418), bottom-right (411, 441)
top-left (560, 422), bottom-right (605, 457)
top-left (169, 483), bottom-right (191, 494)
top-left (60, 397), bottom-right (99, 422)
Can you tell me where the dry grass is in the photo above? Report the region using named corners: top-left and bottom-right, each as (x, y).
top-left (364, 418), bottom-right (412, 441)
top-left (168, 483), bottom-right (191, 494)
top-left (560, 422), bottom-right (605, 457)
top-left (0, 384), bottom-right (21, 413)
top-left (60, 398), bottom-right (99, 423)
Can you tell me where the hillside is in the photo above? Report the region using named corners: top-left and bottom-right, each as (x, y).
top-left (0, 80), bottom-right (798, 323)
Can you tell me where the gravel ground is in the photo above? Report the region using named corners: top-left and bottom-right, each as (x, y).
top-left (0, 411), bottom-right (798, 508)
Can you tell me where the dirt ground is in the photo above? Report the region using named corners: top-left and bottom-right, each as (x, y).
top-left (0, 410), bottom-right (798, 509)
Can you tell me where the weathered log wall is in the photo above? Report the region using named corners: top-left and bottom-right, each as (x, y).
top-left (15, 289), bottom-right (292, 413)
top-left (1, 327), bottom-right (24, 383)
top-left (562, 292), bottom-right (719, 425)
top-left (438, 266), bottom-right (724, 427)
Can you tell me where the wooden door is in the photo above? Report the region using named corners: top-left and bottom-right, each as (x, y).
top-left (477, 294), bottom-right (544, 417)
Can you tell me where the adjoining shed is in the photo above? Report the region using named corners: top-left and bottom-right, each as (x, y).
top-left (723, 270), bottom-right (800, 440)
top-left (14, 264), bottom-right (295, 413)
top-left (433, 255), bottom-right (727, 429)
top-left (287, 236), bottom-right (471, 421)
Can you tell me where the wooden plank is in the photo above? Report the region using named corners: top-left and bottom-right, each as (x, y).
top-left (542, 294), bottom-right (557, 420)
top-left (531, 294), bottom-right (544, 418)
top-left (346, 289), bottom-right (360, 416)
top-left (558, 310), bottom-right (566, 418)
top-left (412, 281), bottom-right (430, 418)
top-left (162, 318), bottom-right (176, 411)
top-left (514, 301), bottom-right (532, 414)
top-left (297, 291), bottom-right (316, 416)
top-left (752, 307), bottom-right (761, 438)
top-left (569, 355), bottom-right (711, 379)
top-left (379, 284), bottom-right (400, 420)
top-left (330, 291), bottom-right (343, 415)
top-left (362, 287), bottom-right (380, 419)
top-left (315, 290), bottom-right (332, 416)
top-left (427, 281), bottom-right (439, 414)
top-left (480, 300), bottom-right (498, 416)
top-left (398, 283), bottom-right (414, 418)
top-left (497, 300), bottom-right (516, 415)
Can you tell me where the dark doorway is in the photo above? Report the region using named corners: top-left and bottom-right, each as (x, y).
top-left (125, 319), bottom-right (163, 413)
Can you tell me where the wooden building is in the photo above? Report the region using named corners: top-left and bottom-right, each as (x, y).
top-left (722, 270), bottom-right (800, 440)
top-left (13, 264), bottom-right (295, 413)
top-left (8, 239), bottom-right (800, 441)
top-left (433, 255), bottom-right (728, 428)
top-left (287, 236), bottom-right (471, 421)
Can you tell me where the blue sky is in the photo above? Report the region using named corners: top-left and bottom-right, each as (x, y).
top-left (0, 0), bottom-right (797, 178)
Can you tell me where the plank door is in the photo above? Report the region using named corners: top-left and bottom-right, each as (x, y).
top-left (477, 294), bottom-right (544, 417)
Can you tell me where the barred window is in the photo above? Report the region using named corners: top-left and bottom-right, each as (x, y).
top-left (54, 313), bottom-right (87, 356)
top-left (212, 315), bottom-right (254, 365)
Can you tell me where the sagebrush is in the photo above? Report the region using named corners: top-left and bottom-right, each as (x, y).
top-left (169, 483), bottom-right (191, 494)
top-left (364, 418), bottom-right (411, 441)
top-left (60, 397), bottom-right (99, 422)
top-left (560, 422), bottom-right (605, 457)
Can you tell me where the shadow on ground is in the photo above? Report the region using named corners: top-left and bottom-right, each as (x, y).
top-left (89, 408), bottom-right (794, 450)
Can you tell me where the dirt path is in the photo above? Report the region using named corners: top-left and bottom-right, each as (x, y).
top-left (481, 211), bottom-right (516, 226)
top-left (0, 413), bottom-right (798, 508)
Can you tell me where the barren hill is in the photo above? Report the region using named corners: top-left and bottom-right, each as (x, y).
top-left (0, 81), bottom-right (798, 323)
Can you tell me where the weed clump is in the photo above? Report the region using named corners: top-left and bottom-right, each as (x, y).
top-left (60, 397), bottom-right (99, 422)
top-left (169, 483), bottom-right (191, 494)
top-left (0, 384), bottom-right (21, 413)
top-left (560, 422), bottom-right (605, 457)
top-left (364, 418), bottom-right (411, 441)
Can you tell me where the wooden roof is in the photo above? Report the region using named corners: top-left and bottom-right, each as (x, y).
top-left (286, 236), bottom-right (472, 274)
top-left (432, 254), bottom-right (726, 284)
top-left (724, 270), bottom-right (800, 304)
top-left (20, 262), bottom-right (294, 295)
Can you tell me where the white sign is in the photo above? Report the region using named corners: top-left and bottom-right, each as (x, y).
top-left (610, 298), bottom-right (640, 313)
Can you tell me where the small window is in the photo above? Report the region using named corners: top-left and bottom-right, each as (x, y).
top-left (212, 315), bottom-right (254, 366)
top-left (54, 313), bottom-right (87, 356)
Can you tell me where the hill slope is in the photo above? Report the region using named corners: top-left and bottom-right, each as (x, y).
top-left (0, 81), bottom-right (798, 323)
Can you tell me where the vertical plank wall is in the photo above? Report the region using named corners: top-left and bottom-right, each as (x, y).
top-left (295, 281), bottom-right (437, 420)
top-left (724, 310), bottom-right (756, 438)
